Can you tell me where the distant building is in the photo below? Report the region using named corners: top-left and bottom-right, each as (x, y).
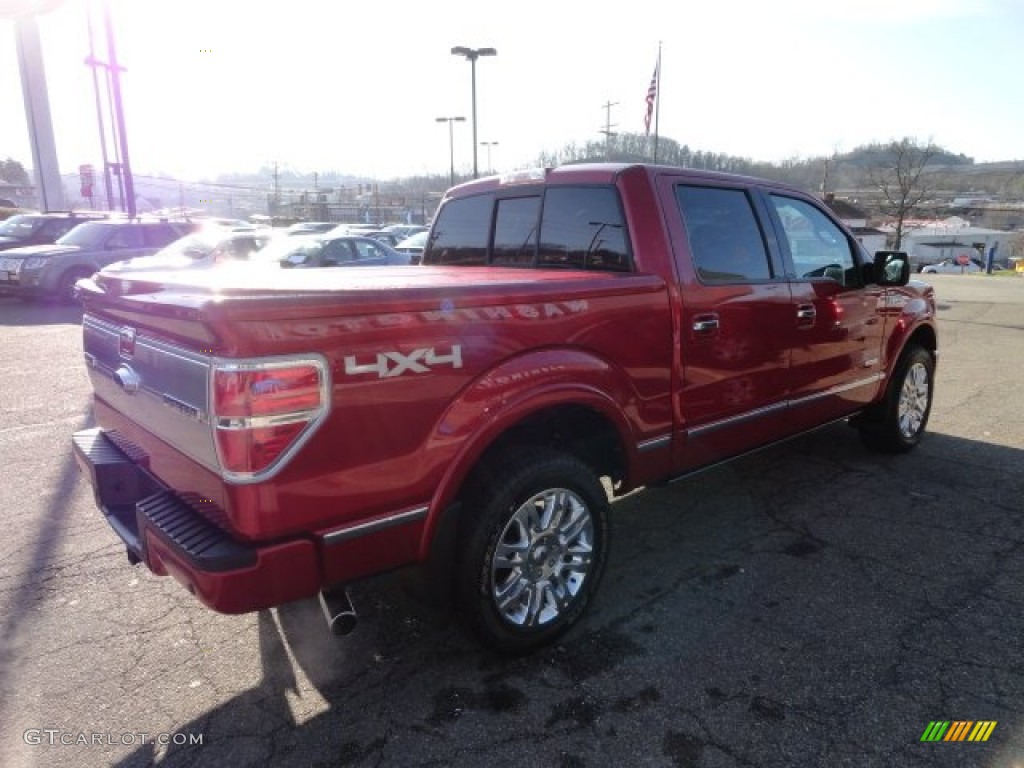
top-left (877, 218), bottom-right (1013, 270)
top-left (0, 181), bottom-right (38, 209)
top-left (823, 193), bottom-right (887, 255)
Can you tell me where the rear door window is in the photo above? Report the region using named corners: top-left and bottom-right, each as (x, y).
top-left (537, 186), bottom-right (630, 271)
top-left (320, 239), bottom-right (354, 266)
top-left (352, 239), bottom-right (386, 263)
top-left (676, 185), bottom-right (773, 283)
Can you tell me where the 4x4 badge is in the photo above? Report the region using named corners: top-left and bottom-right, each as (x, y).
top-left (343, 345), bottom-right (462, 379)
top-left (119, 327), bottom-right (137, 359)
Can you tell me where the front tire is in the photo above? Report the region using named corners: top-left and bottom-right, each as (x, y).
top-left (457, 449), bottom-right (610, 655)
top-left (859, 344), bottom-right (934, 453)
top-left (55, 267), bottom-right (93, 305)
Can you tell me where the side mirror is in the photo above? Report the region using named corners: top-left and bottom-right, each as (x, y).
top-left (866, 251), bottom-right (910, 286)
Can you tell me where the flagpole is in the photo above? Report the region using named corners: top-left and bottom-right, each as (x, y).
top-left (653, 41), bottom-right (662, 163)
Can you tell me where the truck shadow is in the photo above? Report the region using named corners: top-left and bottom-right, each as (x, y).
top-left (0, 296), bottom-right (83, 326)
top-left (110, 424), bottom-right (1024, 768)
top-left (0, 411), bottom-right (93, 742)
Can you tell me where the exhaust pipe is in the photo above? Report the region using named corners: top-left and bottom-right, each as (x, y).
top-left (319, 588), bottom-right (358, 636)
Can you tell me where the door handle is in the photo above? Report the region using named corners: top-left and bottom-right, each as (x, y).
top-left (796, 304), bottom-right (816, 327)
top-left (692, 315), bottom-right (720, 334)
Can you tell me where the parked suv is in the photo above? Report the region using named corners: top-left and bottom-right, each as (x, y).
top-left (0, 210), bottom-right (113, 252)
top-left (0, 217), bottom-right (195, 302)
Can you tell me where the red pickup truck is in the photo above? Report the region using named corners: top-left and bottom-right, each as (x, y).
top-left (73, 163), bottom-right (937, 654)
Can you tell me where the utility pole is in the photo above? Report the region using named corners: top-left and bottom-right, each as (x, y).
top-left (599, 101), bottom-right (619, 160)
top-left (436, 116), bottom-right (466, 188)
top-left (272, 162), bottom-right (280, 218)
top-left (102, 1), bottom-right (135, 216)
top-left (480, 140), bottom-right (499, 174)
top-left (84, 10), bottom-right (114, 210)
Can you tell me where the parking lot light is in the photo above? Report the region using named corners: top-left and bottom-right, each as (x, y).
top-left (450, 46), bottom-right (496, 179)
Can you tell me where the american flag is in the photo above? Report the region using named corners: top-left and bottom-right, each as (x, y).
top-left (644, 62), bottom-right (659, 135)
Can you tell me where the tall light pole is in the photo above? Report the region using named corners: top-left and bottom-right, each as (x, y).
top-left (450, 46), bottom-right (496, 179)
top-left (480, 141), bottom-right (499, 174)
top-left (435, 116), bottom-right (465, 189)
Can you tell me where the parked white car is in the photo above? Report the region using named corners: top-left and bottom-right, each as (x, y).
top-left (921, 258), bottom-right (982, 274)
top-left (393, 230), bottom-right (428, 263)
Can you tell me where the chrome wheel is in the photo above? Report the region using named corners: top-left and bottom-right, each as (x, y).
top-left (490, 488), bottom-right (595, 628)
top-left (898, 362), bottom-right (930, 439)
top-left (859, 345), bottom-right (934, 454)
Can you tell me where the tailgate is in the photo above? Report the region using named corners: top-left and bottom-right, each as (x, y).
top-left (83, 314), bottom-right (219, 472)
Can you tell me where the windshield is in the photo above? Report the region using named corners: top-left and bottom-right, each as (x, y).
top-left (149, 231), bottom-right (222, 260)
top-left (56, 221), bottom-right (115, 248)
top-left (250, 235), bottom-right (323, 264)
top-left (398, 231), bottom-right (428, 248)
top-left (0, 215), bottom-right (43, 239)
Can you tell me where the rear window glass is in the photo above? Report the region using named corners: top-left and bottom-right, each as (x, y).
top-left (492, 197), bottom-right (541, 266)
top-left (424, 185), bottom-right (631, 272)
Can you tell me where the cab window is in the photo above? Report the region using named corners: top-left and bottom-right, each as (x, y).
top-left (677, 185), bottom-right (772, 282)
top-left (537, 186), bottom-right (631, 271)
top-left (425, 194), bottom-right (491, 265)
top-left (106, 226), bottom-right (144, 249)
top-left (352, 239), bottom-right (385, 262)
top-left (769, 195), bottom-right (858, 285)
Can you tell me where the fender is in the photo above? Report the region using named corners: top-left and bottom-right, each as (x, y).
top-left (415, 346), bottom-right (644, 559)
top-left (880, 283), bottom-right (938, 380)
top-left (40, 255), bottom-right (101, 293)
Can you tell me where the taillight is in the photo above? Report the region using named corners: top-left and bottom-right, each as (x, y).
top-left (211, 357), bottom-right (329, 480)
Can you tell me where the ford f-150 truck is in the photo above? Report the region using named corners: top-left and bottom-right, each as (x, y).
top-left (72, 164), bottom-right (937, 654)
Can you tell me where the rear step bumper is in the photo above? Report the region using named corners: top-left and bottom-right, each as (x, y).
top-left (72, 427), bottom-right (320, 613)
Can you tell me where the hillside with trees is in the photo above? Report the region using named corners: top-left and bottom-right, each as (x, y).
top-left (4, 136), bottom-right (1021, 234)
top-left (537, 134), bottom-right (1023, 205)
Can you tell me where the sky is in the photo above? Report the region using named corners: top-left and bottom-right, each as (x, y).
top-left (1, 0), bottom-right (1022, 183)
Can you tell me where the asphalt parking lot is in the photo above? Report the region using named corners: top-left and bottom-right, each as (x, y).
top-left (0, 274), bottom-right (1022, 768)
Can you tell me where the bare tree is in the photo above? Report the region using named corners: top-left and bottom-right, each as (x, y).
top-left (1009, 231), bottom-right (1024, 262)
top-left (863, 138), bottom-right (944, 249)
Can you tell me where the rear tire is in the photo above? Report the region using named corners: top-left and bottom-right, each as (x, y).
top-left (457, 448), bottom-right (610, 655)
top-left (859, 345), bottom-right (934, 453)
